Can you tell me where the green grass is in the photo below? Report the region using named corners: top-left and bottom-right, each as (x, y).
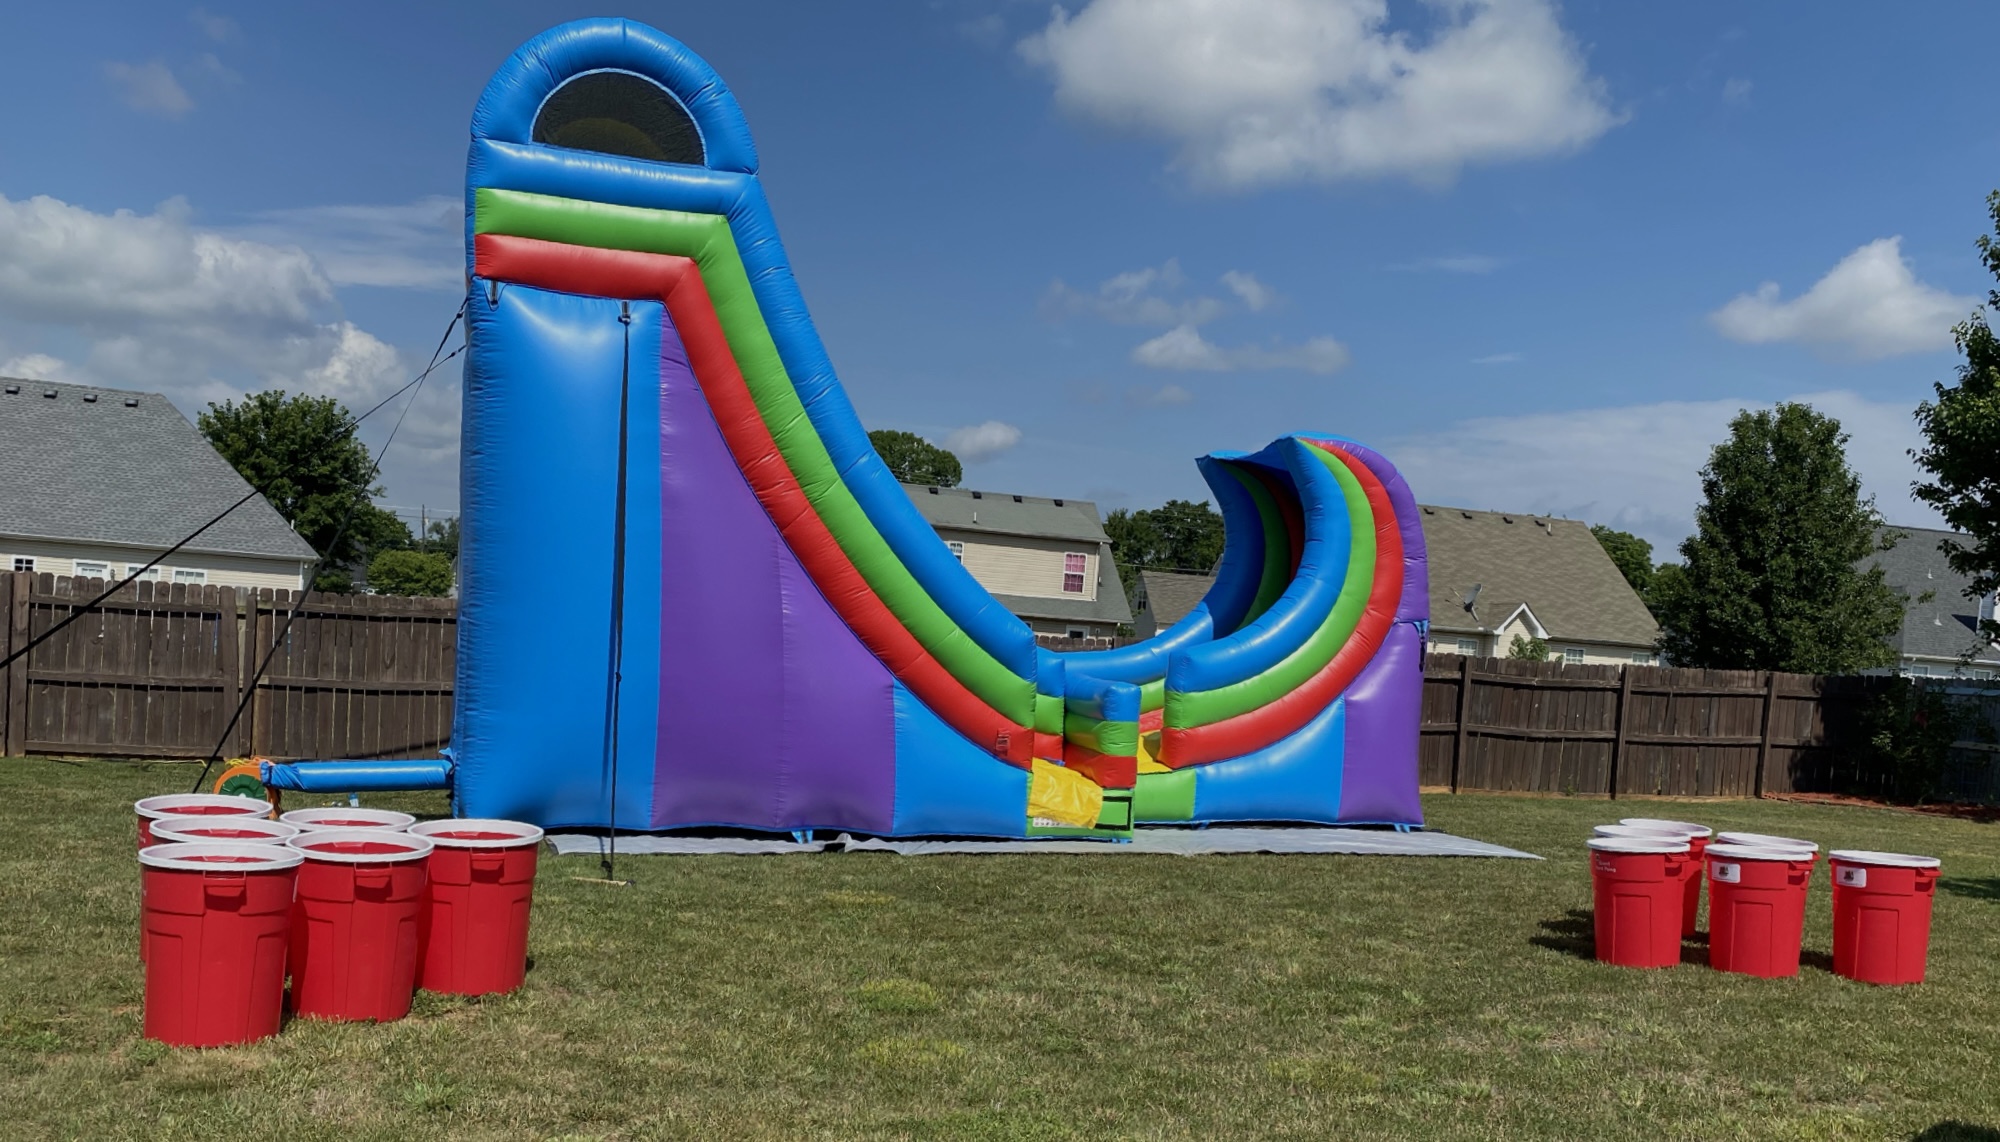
top-left (2, 758), bottom-right (1998, 1141)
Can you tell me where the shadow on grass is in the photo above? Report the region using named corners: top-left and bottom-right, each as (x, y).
top-left (1531, 909), bottom-right (1594, 961)
top-left (1910, 1123), bottom-right (2000, 1142)
top-left (1939, 877), bottom-right (2000, 904)
top-left (1801, 948), bottom-right (1836, 973)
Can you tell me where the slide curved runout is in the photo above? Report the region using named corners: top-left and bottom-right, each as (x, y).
top-left (452, 19), bottom-right (1429, 837)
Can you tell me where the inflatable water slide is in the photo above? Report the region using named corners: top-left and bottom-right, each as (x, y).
top-left (438, 19), bottom-right (1429, 839)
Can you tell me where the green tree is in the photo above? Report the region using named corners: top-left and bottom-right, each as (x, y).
top-left (1104, 499), bottom-right (1227, 597)
top-left (198, 390), bottom-right (402, 589)
top-left (868, 429), bottom-right (961, 487)
top-left (419, 517), bottom-right (461, 562)
top-left (366, 549), bottom-right (454, 597)
top-left (1651, 403), bottom-right (1905, 672)
top-left (1507, 634), bottom-right (1550, 661)
top-left (1590, 524), bottom-right (1655, 597)
top-left (1913, 189), bottom-right (2000, 636)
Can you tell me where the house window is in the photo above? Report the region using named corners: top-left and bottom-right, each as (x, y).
top-left (1563, 647), bottom-right (1587, 664)
top-left (1631, 652), bottom-right (1654, 665)
top-left (125, 565), bottom-right (161, 581)
top-left (172, 569), bottom-right (206, 585)
top-left (1907, 664), bottom-right (1931, 677)
top-left (1456, 638), bottom-right (1479, 655)
top-left (11, 557), bottom-right (32, 573)
top-left (1062, 552), bottom-right (1087, 594)
top-left (1066, 626), bottom-right (1088, 639)
top-left (947, 541), bottom-right (964, 563)
top-left (73, 561), bottom-right (109, 580)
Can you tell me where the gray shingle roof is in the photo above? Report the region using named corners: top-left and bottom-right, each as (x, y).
top-left (1865, 525), bottom-right (2000, 665)
top-left (1137, 569), bottom-right (1213, 629)
top-left (0, 379), bottom-right (317, 561)
top-left (902, 483), bottom-right (1109, 543)
top-left (1421, 504), bottom-right (1659, 647)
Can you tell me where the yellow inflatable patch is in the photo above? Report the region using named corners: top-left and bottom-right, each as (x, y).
top-left (1028, 759), bottom-right (1104, 828)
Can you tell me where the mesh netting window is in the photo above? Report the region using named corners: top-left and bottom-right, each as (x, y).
top-left (532, 71), bottom-right (705, 165)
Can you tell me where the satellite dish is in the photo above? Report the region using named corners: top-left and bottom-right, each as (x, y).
top-left (1461, 583), bottom-right (1482, 618)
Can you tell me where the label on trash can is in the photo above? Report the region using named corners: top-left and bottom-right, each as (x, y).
top-left (1711, 862), bottom-right (1740, 884)
top-left (1837, 865), bottom-right (1866, 888)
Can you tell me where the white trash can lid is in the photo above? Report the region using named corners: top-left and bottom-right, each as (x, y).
top-left (1706, 842), bottom-right (1814, 862)
top-left (286, 829), bottom-right (434, 863)
top-left (1716, 831), bottom-right (1818, 853)
top-left (150, 817), bottom-right (301, 844)
top-left (1827, 849), bottom-right (1940, 870)
top-left (140, 841), bottom-right (303, 872)
top-left (409, 818), bottom-right (545, 849)
top-left (1588, 835), bottom-right (1690, 854)
top-left (1618, 817), bottom-right (1714, 838)
top-left (280, 807), bottom-right (417, 831)
top-left (135, 793), bottom-right (269, 820)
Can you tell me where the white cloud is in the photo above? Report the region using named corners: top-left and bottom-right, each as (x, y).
top-left (190, 7), bottom-right (239, 41)
top-left (104, 60), bottom-right (194, 118)
top-left (1386, 390), bottom-right (1938, 554)
top-left (1043, 258), bottom-right (1228, 326)
top-left (1126, 383), bottom-right (1195, 407)
top-left (0, 352), bottom-right (87, 383)
top-left (1220, 270), bottom-right (1277, 311)
top-left (232, 197), bottom-right (461, 290)
top-left (1722, 77), bottom-right (1753, 104)
top-left (1470, 352), bottom-right (1521, 364)
top-left (1020, 0), bottom-right (1620, 189)
top-left (1394, 254), bottom-right (1502, 274)
top-left (1132, 324), bottom-right (1351, 373)
top-left (1711, 238), bottom-right (1979, 360)
top-left (943, 420), bottom-right (1025, 462)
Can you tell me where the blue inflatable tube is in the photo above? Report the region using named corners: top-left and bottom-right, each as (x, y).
top-left (262, 759), bottom-right (454, 793)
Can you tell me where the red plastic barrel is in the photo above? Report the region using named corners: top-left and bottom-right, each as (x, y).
top-left (1716, 831), bottom-right (1818, 854)
top-left (139, 841), bottom-right (301, 1047)
top-left (1704, 842), bottom-right (1814, 978)
top-left (286, 829), bottom-right (434, 1022)
top-left (280, 807), bottom-right (417, 832)
top-left (1588, 835), bottom-right (1693, 968)
top-left (151, 817), bottom-right (302, 845)
top-left (135, 793), bottom-right (270, 849)
top-left (1829, 850), bottom-right (1941, 985)
top-left (1619, 819), bottom-right (1713, 936)
top-left (409, 819), bottom-right (545, 996)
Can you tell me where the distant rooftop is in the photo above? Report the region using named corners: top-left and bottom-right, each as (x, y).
top-left (0, 379), bottom-right (317, 561)
top-left (901, 483), bottom-right (1109, 544)
top-left (1867, 525), bottom-right (2000, 665)
top-left (1421, 503), bottom-right (1658, 647)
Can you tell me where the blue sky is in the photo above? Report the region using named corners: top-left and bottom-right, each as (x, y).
top-left (0, 1), bottom-right (1993, 554)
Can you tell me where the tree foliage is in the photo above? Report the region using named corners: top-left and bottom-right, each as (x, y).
top-left (1913, 189), bottom-right (2000, 635)
top-left (1506, 634), bottom-right (1550, 661)
top-left (868, 429), bottom-right (962, 488)
top-left (1104, 499), bottom-right (1227, 598)
top-left (367, 549), bottom-right (454, 597)
top-left (1651, 403), bottom-right (1905, 672)
top-left (198, 390), bottom-right (406, 589)
top-left (1590, 525), bottom-right (1654, 597)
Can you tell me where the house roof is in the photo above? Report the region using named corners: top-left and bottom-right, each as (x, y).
top-left (1421, 504), bottom-right (1659, 648)
top-left (901, 483), bottom-right (1110, 544)
top-left (1137, 569), bottom-right (1214, 629)
top-left (1865, 525), bottom-right (2000, 665)
top-left (0, 379), bottom-right (318, 562)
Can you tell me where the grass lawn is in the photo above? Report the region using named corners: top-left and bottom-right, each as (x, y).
top-left (2, 758), bottom-right (1997, 1141)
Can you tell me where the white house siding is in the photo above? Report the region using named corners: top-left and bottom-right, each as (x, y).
top-left (1427, 626), bottom-right (1656, 666)
top-left (937, 529), bottom-right (1098, 603)
top-left (0, 536), bottom-right (307, 592)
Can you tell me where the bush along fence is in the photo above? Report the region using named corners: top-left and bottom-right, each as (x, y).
top-left (2, 575), bottom-right (1993, 804)
top-left (0, 572), bottom-right (454, 762)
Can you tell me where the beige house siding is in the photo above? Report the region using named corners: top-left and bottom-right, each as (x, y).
top-left (1427, 624), bottom-right (1657, 666)
top-left (938, 529), bottom-right (1098, 603)
top-left (0, 535), bottom-right (308, 592)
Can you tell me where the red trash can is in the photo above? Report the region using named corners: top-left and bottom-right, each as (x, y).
top-left (140, 841), bottom-right (301, 1047)
top-left (136, 793), bottom-right (270, 849)
top-left (1704, 842), bottom-right (1815, 978)
top-left (151, 817), bottom-right (302, 845)
top-left (1588, 835), bottom-right (1693, 968)
top-left (1829, 850), bottom-right (1941, 985)
top-left (1716, 831), bottom-right (1818, 854)
top-left (280, 807), bottom-right (417, 833)
top-left (286, 829), bottom-right (434, 1022)
top-left (409, 819), bottom-right (545, 996)
top-left (1620, 818), bottom-right (1714, 936)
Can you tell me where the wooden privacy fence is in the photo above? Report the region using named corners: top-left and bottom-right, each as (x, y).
top-left (0, 572), bottom-right (454, 761)
top-left (1420, 654), bottom-right (1901, 798)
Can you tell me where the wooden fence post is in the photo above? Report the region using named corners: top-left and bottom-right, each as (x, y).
top-left (1608, 664), bottom-right (1633, 799)
top-left (1755, 669), bottom-right (1779, 798)
top-left (1452, 655), bottom-right (1474, 792)
top-left (5, 571), bottom-right (27, 758)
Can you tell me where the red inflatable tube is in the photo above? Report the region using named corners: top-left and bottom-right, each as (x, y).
top-left (475, 234), bottom-right (1033, 766)
top-left (1249, 464), bottom-right (1304, 577)
top-left (1061, 746), bottom-right (1137, 791)
top-left (1161, 443), bottom-right (1404, 766)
